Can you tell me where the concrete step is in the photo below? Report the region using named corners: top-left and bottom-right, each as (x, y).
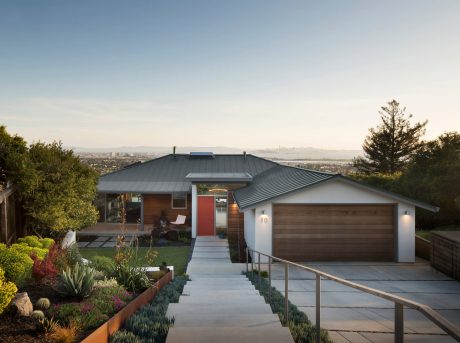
top-left (195, 236), bottom-right (226, 242)
top-left (193, 241), bottom-right (229, 247)
top-left (183, 285), bottom-right (254, 293)
top-left (169, 312), bottom-right (283, 328)
top-left (192, 252), bottom-right (230, 258)
top-left (178, 296), bottom-right (267, 305)
top-left (181, 289), bottom-right (261, 296)
top-left (168, 302), bottom-right (273, 315)
top-left (166, 327), bottom-right (294, 343)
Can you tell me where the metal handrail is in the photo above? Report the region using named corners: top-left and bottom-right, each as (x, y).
top-left (246, 248), bottom-right (460, 343)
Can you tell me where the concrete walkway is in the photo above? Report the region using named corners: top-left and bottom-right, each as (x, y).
top-left (267, 260), bottom-right (460, 343)
top-left (166, 237), bottom-right (293, 343)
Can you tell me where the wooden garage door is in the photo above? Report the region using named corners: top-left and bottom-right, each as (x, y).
top-left (273, 204), bottom-right (395, 261)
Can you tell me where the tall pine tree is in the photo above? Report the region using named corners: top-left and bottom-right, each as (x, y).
top-left (353, 100), bottom-right (427, 175)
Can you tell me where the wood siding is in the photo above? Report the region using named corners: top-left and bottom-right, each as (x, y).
top-left (273, 204), bottom-right (395, 261)
top-left (227, 192), bottom-right (245, 260)
top-left (143, 194), bottom-right (191, 227)
top-left (431, 232), bottom-right (460, 281)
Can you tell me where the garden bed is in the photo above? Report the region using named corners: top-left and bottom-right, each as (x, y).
top-left (0, 234), bottom-right (183, 342)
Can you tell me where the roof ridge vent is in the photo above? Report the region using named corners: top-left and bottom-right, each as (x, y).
top-left (189, 152), bottom-right (214, 159)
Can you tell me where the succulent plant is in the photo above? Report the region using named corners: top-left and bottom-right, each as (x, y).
top-left (58, 262), bottom-right (95, 298)
top-left (31, 310), bottom-right (45, 320)
top-left (37, 316), bottom-right (59, 334)
top-left (35, 297), bottom-right (51, 310)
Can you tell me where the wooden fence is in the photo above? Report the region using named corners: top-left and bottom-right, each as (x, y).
top-left (82, 271), bottom-right (173, 343)
top-left (415, 235), bottom-right (431, 261)
top-left (431, 232), bottom-right (460, 281)
top-left (0, 186), bottom-right (25, 244)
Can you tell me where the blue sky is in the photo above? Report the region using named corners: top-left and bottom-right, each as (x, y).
top-left (1, 1), bottom-right (459, 149)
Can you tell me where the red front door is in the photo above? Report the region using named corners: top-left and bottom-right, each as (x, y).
top-left (197, 196), bottom-right (215, 236)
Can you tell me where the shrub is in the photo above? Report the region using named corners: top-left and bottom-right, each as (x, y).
top-left (0, 266), bottom-right (18, 314)
top-left (0, 243), bottom-right (33, 287)
top-left (55, 244), bottom-right (83, 271)
top-left (58, 263), bottom-right (95, 298)
top-left (89, 256), bottom-right (115, 276)
top-left (245, 272), bottom-right (332, 343)
top-left (110, 276), bottom-right (188, 343)
top-left (50, 303), bottom-right (81, 326)
top-left (40, 238), bottom-right (55, 249)
top-left (37, 316), bottom-right (59, 334)
top-left (10, 243), bottom-right (48, 260)
top-left (111, 331), bottom-right (141, 343)
top-left (93, 278), bottom-right (119, 289)
top-left (32, 244), bottom-right (59, 282)
top-left (49, 321), bottom-right (80, 343)
top-left (114, 264), bottom-right (150, 294)
top-left (18, 235), bottom-right (42, 248)
top-left (36, 297), bottom-right (51, 310)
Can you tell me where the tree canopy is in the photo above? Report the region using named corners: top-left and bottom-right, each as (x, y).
top-left (353, 100), bottom-right (427, 175)
top-left (0, 125), bottom-right (27, 187)
top-left (396, 132), bottom-right (460, 228)
top-left (0, 127), bottom-right (99, 236)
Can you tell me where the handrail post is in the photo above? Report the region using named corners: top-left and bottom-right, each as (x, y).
top-left (395, 303), bottom-right (404, 343)
top-left (268, 256), bottom-right (272, 304)
top-left (258, 252), bottom-right (261, 290)
top-left (245, 248), bottom-right (248, 273)
top-left (285, 262), bottom-right (289, 323)
top-left (316, 274), bottom-right (321, 343)
top-left (251, 251), bottom-right (254, 279)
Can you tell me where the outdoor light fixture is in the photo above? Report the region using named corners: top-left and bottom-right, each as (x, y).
top-left (260, 210), bottom-right (268, 223)
top-left (404, 210), bottom-right (411, 215)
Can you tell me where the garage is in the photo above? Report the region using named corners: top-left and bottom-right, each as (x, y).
top-left (273, 204), bottom-right (395, 261)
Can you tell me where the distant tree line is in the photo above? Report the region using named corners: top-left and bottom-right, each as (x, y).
top-left (0, 126), bottom-right (99, 237)
top-left (352, 100), bottom-right (460, 229)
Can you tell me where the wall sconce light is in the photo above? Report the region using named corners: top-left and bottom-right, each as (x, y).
top-left (404, 210), bottom-right (411, 215)
top-left (260, 210), bottom-right (268, 223)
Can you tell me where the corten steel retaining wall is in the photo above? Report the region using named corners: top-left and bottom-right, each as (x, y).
top-left (431, 232), bottom-right (460, 281)
top-left (82, 271), bottom-right (173, 343)
top-left (415, 235), bottom-right (431, 261)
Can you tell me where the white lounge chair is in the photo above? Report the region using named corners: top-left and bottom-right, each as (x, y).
top-left (170, 214), bottom-right (186, 226)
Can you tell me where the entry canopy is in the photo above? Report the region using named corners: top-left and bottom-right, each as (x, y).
top-left (185, 172), bottom-right (253, 182)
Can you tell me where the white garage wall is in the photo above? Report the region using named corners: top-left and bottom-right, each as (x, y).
top-left (397, 203), bottom-right (416, 262)
top-left (243, 209), bottom-right (255, 253)
top-left (251, 179), bottom-right (416, 262)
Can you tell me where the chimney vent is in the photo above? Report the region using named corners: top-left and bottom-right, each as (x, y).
top-left (173, 146), bottom-right (176, 157)
top-left (243, 151), bottom-right (247, 159)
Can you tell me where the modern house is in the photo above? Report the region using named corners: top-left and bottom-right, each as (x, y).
top-left (94, 152), bottom-right (438, 263)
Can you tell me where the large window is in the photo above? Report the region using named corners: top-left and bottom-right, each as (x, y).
top-left (95, 194), bottom-right (106, 223)
top-left (172, 193), bottom-right (187, 209)
top-left (101, 193), bottom-right (142, 224)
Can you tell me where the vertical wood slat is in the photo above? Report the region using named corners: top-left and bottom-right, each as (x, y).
top-left (273, 204), bottom-right (395, 261)
top-left (431, 232), bottom-right (460, 281)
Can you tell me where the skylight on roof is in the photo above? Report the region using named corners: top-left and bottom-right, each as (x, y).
top-left (189, 152), bottom-right (214, 159)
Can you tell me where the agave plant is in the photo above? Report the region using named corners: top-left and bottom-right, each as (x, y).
top-left (58, 262), bottom-right (95, 298)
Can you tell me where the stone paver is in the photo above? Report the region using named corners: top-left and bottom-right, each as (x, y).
top-left (166, 237), bottom-right (293, 342)
top-left (267, 261), bottom-right (460, 342)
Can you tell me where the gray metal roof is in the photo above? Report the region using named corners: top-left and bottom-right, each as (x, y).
top-left (233, 165), bottom-right (334, 209)
top-left (185, 172), bottom-right (253, 182)
top-left (233, 167), bottom-right (439, 212)
top-left (98, 154), bottom-right (276, 193)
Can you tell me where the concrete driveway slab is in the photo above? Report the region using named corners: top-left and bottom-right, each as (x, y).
top-left (267, 260), bottom-right (460, 341)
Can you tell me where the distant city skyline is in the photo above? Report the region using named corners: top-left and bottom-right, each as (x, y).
top-left (1, 1), bottom-right (459, 149)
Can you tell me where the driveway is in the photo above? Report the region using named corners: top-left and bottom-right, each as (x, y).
top-left (267, 258), bottom-right (460, 342)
